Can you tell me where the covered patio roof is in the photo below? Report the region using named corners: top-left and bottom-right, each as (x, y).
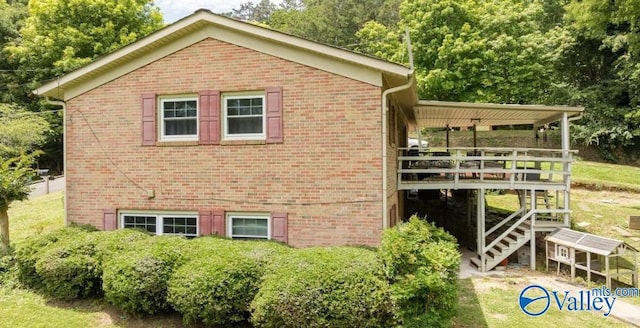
top-left (408, 100), bottom-right (584, 128)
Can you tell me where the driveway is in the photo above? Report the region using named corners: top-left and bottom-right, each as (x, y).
top-left (29, 176), bottom-right (65, 198)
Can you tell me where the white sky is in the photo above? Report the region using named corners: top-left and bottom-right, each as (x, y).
top-left (155, 0), bottom-right (283, 23)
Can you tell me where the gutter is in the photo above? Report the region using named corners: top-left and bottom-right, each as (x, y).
top-left (45, 97), bottom-right (68, 226)
top-left (381, 73), bottom-right (414, 230)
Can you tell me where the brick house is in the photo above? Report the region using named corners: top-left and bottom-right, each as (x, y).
top-left (36, 10), bottom-right (414, 247)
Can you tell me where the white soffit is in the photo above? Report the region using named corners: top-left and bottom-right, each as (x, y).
top-left (414, 100), bottom-right (584, 128)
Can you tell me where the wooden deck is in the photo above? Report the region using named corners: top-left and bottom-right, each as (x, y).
top-left (398, 147), bottom-right (575, 191)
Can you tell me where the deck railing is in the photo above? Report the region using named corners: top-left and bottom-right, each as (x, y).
top-left (397, 147), bottom-right (576, 190)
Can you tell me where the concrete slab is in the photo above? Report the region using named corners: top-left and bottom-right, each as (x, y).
top-left (459, 248), bottom-right (506, 279)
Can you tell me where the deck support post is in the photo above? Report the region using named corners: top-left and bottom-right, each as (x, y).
top-left (477, 189), bottom-right (486, 271)
top-left (561, 112), bottom-right (571, 226)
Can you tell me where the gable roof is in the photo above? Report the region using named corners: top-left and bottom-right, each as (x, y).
top-left (545, 228), bottom-right (638, 256)
top-left (36, 9), bottom-right (412, 100)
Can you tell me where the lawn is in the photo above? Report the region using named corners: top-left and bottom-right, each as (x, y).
top-left (453, 276), bottom-right (630, 327)
top-left (570, 160), bottom-right (640, 191)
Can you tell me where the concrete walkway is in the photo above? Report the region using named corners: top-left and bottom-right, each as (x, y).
top-left (29, 176), bottom-right (65, 198)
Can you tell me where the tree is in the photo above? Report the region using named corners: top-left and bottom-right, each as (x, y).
top-left (557, 0), bottom-right (640, 159)
top-left (0, 104), bottom-right (49, 253)
top-left (229, 0), bottom-right (402, 48)
top-left (0, 103), bottom-right (51, 158)
top-left (4, 0), bottom-right (164, 172)
top-left (0, 153), bottom-right (37, 254)
top-left (227, 0), bottom-right (277, 22)
top-left (357, 0), bottom-right (571, 104)
top-left (0, 0), bottom-right (28, 103)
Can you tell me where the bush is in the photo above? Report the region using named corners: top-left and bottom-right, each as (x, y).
top-left (102, 236), bottom-right (187, 315)
top-left (15, 225), bottom-right (96, 289)
top-left (169, 237), bottom-right (290, 326)
top-left (379, 215), bottom-right (460, 328)
top-left (91, 228), bottom-right (151, 262)
top-left (0, 251), bottom-right (18, 287)
top-left (34, 233), bottom-right (100, 299)
top-left (250, 247), bottom-right (399, 328)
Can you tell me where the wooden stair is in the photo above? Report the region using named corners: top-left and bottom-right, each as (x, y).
top-left (470, 221), bottom-right (531, 271)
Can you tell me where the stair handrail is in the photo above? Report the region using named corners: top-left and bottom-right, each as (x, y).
top-left (483, 210), bottom-right (533, 253)
top-left (484, 207), bottom-right (525, 238)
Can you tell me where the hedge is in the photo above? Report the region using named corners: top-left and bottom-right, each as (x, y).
top-left (101, 235), bottom-right (187, 315)
top-left (250, 247), bottom-right (400, 328)
top-left (15, 225), bottom-right (96, 289)
top-left (34, 233), bottom-right (100, 299)
top-left (168, 237), bottom-right (290, 326)
top-left (379, 215), bottom-right (460, 328)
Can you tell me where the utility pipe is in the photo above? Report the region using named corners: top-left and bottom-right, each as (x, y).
top-left (381, 73), bottom-right (414, 230)
top-left (45, 97), bottom-right (67, 225)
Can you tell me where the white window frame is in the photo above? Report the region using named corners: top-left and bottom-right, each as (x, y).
top-left (223, 93), bottom-right (266, 141)
top-left (227, 213), bottom-right (270, 239)
top-left (119, 211), bottom-right (199, 237)
top-left (159, 96), bottom-right (199, 141)
top-left (557, 245), bottom-right (570, 262)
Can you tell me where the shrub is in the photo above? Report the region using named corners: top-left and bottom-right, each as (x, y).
top-left (34, 233), bottom-right (100, 299)
top-left (0, 251), bottom-right (18, 287)
top-left (379, 215), bottom-right (460, 328)
top-left (91, 228), bottom-right (151, 262)
top-left (250, 247), bottom-right (399, 328)
top-left (102, 236), bottom-right (187, 315)
top-left (169, 237), bottom-right (290, 326)
top-left (15, 225), bottom-right (96, 289)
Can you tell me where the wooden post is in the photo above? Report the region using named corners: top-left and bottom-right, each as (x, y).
top-left (545, 240), bottom-right (549, 271)
top-left (606, 256), bottom-right (611, 288)
top-left (478, 189), bottom-right (486, 271)
top-left (570, 248), bottom-right (576, 282)
top-left (587, 252), bottom-right (591, 284)
top-left (446, 124), bottom-right (450, 148)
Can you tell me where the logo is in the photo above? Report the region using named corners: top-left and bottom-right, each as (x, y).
top-left (519, 284), bottom-right (550, 316)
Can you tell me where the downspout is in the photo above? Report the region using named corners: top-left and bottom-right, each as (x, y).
top-left (381, 73), bottom-right (414, 230)
top-left (45, 97), bottom-right (67, 225)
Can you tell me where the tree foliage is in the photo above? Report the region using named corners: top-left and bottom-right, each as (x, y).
top-left (2, 0), bottom-right (164, 172)
top-left (0, 152), bottom-right (38, 253)
top-left (0, 103), bottom-right (51, 159)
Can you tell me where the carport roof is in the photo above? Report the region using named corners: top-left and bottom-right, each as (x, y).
top-left (410, 100), bottom-right (584, 128)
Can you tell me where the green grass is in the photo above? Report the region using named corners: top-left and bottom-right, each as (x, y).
top-left (453, 277), bottom-right (630, 327)
top-left (8, 191), bottom-right (65, 245)
top-left (571, 160), bottom-right (640, 191)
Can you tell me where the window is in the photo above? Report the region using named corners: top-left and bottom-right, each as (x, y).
top-left (161, 97), bottom-right (198, 140)
top-left (228, 214), bottom-right (270, 239)
top-left (557, 246), bottom-right (570, 262)
top-left (120, 213), bottom-right (198, 237)
top-left (223, 94), bottom-right (266, 140)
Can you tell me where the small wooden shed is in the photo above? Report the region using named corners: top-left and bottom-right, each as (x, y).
top-left (545, 228), bottom-right (638, 288)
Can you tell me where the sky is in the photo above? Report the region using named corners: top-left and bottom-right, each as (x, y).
top-left (155, 0), bottom-right (283, 23)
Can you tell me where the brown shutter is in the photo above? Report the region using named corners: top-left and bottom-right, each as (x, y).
top-left (141, 93), bottom-right (157, 146)
top-left (212, 210), bottom-right (225, 236)
top-left (198, 90), bottom-right (220, 145)
top-left (198, 210), bottom-right (212, 236)
top-left (265, 87), bottom-right (283, 144)
top-left (271, 212), bottom-right (288, 243)
top-left (103, 208), bottom-right (117, 231)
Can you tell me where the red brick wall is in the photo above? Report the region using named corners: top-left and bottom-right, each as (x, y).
top-left (65, 38), bottom-right (384, 247)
